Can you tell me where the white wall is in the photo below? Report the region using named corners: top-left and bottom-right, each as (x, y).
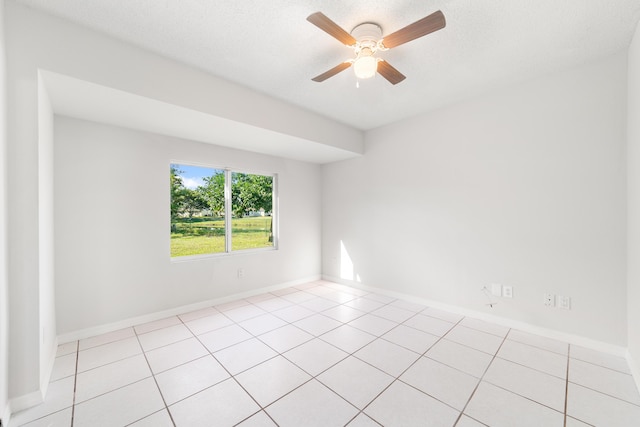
top-left (0, 1), bottom-right (9, 423)
top-left (37, 74), bottom-right (57, 395)
top-left (54, 117), bottom-right (321, 334)
top-left (323, 53), bottom-right (628, 346)
top-left (4, 1), bottom-right (339, 404)
top-left (627, 20), bottom-right (640, 384)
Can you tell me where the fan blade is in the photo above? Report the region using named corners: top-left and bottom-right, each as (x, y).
top-left (312, 62), bottom-right (352, 82)
top-left (381, 10), bottom-right (446, 49)
top-left (377, 60), bottom-right (406, 85)
top-left (307, 12), bottom-right (357, 46)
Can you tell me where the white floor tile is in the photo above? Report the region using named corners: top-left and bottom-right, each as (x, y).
top-left (155, 355), bottom-right (230, 404)
top-left (400, 357), bottom-right (479, 410)
top-left (389, 299), bottom-right (427, 313)
top-left (322, 305), bottom-right (367, 323)
top-left (305, 285), bottom-right (334, 296)
top-left (10, 376), bottom-right (75, 426)
top-left (294, 282), bottom-right (319, 290)
top-left (465, 382), bottom-right (564, 427)
top-left (570, 345), bottom-right (631, 373)
top-left (567, 382), bottom-right (640, 427)
top-left (169, 378), bottom-right (260, 427)
top-left (271, 287), bottom-right (299, 297)
top-left (365, 380), bottom-right (460, 427)
top-left (253, 296), bottom-right (293, 312)
top-left (224, 304), bottom-right (267, 322)
top-left (134, 316), bottom-right (181, 335)
top-left (56, 341), bottom-right (77, 357)
top-left (214, 299), bottom-right (250, 312)
top-left (364, 293), bottom-right (396, 304)
top-left (404, 314), bottom-right (455, 337)
top-left (128, 409), bottom-right (174, 427)
top-left (145, 337), bottom-right (209, 374)
top-left (565, 416), bottom-right (592, 427)
top-left (355, 338), bottom-right (421, 377)
top-left (271, 304), bottom-right (315, 322)
top-left (322, 290), bottom-right (358, 304)
top-left (246, 293), bottom-right (276, 303)
top-left (214, 338), bottom-right (278, 375)
top-left (299, 296), bottom-right (339, 312)
top-left (280, 290), bottom-right (317, 304)
top-left (348, 314), bottom-right (398, 336)
top-left (258, 324), bottom-right (313, 353)
top-left (370, 305), bottom-right (415, 323)
top-left (422, 307), bottom-right (464, 323)
top-left (198, 324), bottom-right (253, 352)
top-left (50, 353), bottom-right (77, 381)
top-left (381, 324), bottom-right (439, 354)
top-left (283, 338), bottom-right (348, 376)
top-left (177, 306), bottom-right (218, 323)
top-left (293, 313), bottom-right (342, 336)
top-left (236, 410), bottom-right (278, 426)
top-left (317, 356), bottom-right (394, 409)
top-left (483, 357), bottom-right (566, 412)
top-left (29, 282), bottom-right (639, 427)
top-left (569, 358), bottom-right (640, 404)
top-left (73, 378), bottom-right (165, 427)
top-left (498, 339), bottom-right (567, 378)
top-left (184, 312), bottom-right (234, 335)
top-left (346, 413), bottom-right (381, 426)
top-left (239, 313), bottom-right (288, 336)
top-left (20, 407), bottom-right (72, 427)
top-left (460, 317), bottom-right (509, 337)
top-left (235, 356), bottom-right (311, 406)
top-left (455, 415), bottom-right (487, 427)
top-left (507, 329), bottom-right (568, 355)
top-left (344, 297), bottom-right (385, 313)
top-left (320, 324), bottom-right (377, 353)
top-left (445, 325), bottom-right (504, 355)
top-left (75, 354), bottom-right (151, 403)
top-left (77, 336), bottom-right (142, 373)
top-left (426, 339), bottom-right (493, 378)
top-left (265, 379), bottom-right (359, 427)
top-left (137, 324), bottom-right (193, 352)
top-left (79, 328), bottom-right (135, 350)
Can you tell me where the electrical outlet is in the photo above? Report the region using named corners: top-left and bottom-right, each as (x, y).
top-left (491, 283), bottom-right (502, 297)
top-left (558, 295), bottom-right (571, 310)
top-left (544, 293), bottom-right (555, 307)
top-left (237, 268), bottom-right (244, 279)
top-left (503, 286), bottom-right (513, 298)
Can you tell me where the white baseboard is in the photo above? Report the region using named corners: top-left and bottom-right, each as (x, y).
top-left (58, 275), bottom-right (320, 344)
top-left (7, 389), bottom-right (42, 419)
top-left (1, 401), bottom-right (11, 427)
top-left (323, 275), bottom-right (628, 357)
top-left (39, 336), bottom-right (58, 401)
top-left (6, 337), bottom-right (58, 422)
top-left (627, 350), bottom-right (640, 395)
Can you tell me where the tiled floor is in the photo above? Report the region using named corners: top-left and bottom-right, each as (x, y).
top-left (10, 280), bottom-right (640, 426)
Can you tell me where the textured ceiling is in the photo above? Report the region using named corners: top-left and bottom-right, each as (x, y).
top-left (15, 0), bottom-right (640, 130)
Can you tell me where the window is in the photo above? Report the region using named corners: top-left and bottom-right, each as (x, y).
top-left (170, 163), bottom-right (276, 258)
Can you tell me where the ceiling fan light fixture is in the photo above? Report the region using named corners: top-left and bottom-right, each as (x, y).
top-left (353, 49), bottom-right (377, 79)
top-left (307, 10), bottom-right (445, 84)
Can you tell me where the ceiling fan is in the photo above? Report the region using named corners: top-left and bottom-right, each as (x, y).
top-left (307, 10), bottom-right (446, 85)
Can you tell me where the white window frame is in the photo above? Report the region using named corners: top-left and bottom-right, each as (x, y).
top-left (170, 162), bottom-right (278, 260)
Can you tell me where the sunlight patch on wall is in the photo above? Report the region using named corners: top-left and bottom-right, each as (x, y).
top-left (340, 240), bottom-right (361, 282)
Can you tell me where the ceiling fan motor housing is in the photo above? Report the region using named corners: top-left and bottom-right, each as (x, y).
top-left (351, 22), bottom-right (383, 55)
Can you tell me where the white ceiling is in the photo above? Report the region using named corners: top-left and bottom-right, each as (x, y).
top-left (17, 0), bottom-right (640, 131)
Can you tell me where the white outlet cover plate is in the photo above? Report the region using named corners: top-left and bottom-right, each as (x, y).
top-left (503, 286), bottom-right (513, 298)
top-left (558, 295), bottom-right (571, 309)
